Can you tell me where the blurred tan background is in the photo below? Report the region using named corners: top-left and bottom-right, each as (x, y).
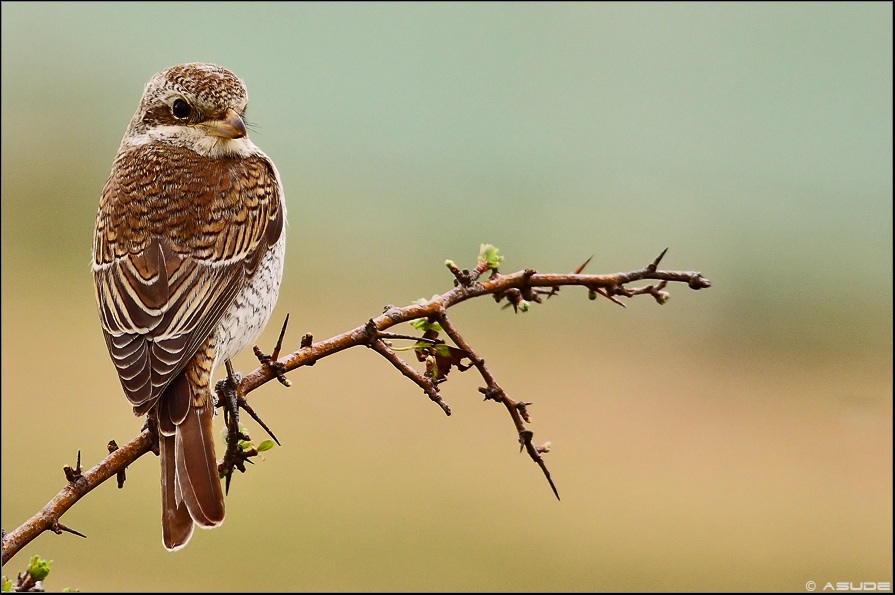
top-left (2, 3), bottom-right (891, 592)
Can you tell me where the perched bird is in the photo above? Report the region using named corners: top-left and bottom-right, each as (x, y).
top-left (92, 63), bottom-right (286, 550)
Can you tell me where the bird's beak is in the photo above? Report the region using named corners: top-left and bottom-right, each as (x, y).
top-left (202, 108), bottom-right (247, 139)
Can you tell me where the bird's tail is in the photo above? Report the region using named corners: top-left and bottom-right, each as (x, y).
top-left (158, 371), bottom-right (225, 550)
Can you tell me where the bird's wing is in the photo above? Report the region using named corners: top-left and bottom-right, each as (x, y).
top-left (92, 142), bottom-right (284, 412)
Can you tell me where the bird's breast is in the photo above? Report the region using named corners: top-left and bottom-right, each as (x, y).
top-left (212, 230), bottom-right (286, 369)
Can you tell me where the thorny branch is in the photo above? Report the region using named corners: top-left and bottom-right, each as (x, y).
top-left (1, 246), bottom-right (710, 566)
top-left (1, 431), bottom-right (154, 566)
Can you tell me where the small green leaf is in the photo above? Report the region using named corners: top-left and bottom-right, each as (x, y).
top-left (257, 440), bottom-right (275, 452)
top-left (478, 244), bottom-right (503, 270)
top-left (27, 555), bottom-right (51, 581)
top-left (2, 576), bottom-right (12, 592)
top-left (433, 344), bottom-right (452, 357)
top-left (409, 318), bottom-right (442, 333)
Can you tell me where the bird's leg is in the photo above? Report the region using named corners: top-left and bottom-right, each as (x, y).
top-left (215, 360), bottom-right (248, 493)
top-left (142, 414), bottom-right (160, 456)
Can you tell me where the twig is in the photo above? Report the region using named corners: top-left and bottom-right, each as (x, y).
top-left (368, 336), bottom-right (452, 415)
top-left (436, 312), bottom-right (559, 499)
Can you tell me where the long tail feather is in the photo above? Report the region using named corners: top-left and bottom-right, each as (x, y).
top-left (160, 431), bottom-right (194, 550)
top-left (175, 401), bottom-right (225, 527)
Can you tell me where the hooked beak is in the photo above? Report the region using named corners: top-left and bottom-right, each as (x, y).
top-left (201, 108), bottom-right (247, 139)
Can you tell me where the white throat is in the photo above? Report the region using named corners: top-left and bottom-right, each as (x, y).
top-left (126, 125), bottom-right (259, 159)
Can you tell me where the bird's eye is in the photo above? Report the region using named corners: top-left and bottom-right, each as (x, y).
top-left (171, 99), bottom-right (192, 120)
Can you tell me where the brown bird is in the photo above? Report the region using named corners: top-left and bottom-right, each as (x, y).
top-left (92, 63), bottom-right (286, 550)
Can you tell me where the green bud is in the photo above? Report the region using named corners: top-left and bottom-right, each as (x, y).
top-left (588, 289), bottom-right (598, 300)
top-left (477, 244), bottom-right (503, 269)
top-left (2, 576), bottom-right (12, 592)
top-left (27, 556), bottom-right (51, 581)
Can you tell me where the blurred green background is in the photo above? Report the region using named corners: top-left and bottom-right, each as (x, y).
top-left (2, 2), bottom-right (891, 591)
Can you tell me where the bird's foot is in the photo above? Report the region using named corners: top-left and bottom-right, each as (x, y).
top-left (214, 360), bottom-right (282, 494)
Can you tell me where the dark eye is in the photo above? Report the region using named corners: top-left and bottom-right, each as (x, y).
top-left (171, 99), bottom-right (191, 120)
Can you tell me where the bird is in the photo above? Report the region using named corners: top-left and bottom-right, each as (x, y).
top-left (91, 63), bottom-right (286, 550)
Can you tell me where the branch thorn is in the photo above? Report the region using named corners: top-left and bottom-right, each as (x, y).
top-left (648, 247), bottom-right (669, 272)
top-left (51, 521), bottom-right (87, 539)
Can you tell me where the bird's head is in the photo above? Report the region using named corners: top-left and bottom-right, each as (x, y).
top-left (122, 63), bottom-right (255, 158)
